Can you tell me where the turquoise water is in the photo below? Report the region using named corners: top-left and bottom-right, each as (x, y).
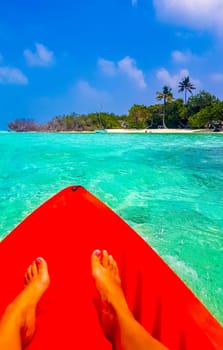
top-left (1, 132), bottom-right (223, 324)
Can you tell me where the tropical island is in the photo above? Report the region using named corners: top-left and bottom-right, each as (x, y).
top-left (8, 77), bottom-right (223, 132)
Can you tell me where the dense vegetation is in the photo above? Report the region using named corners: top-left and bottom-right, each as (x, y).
top-left (8, 77), bottom-right (223, 132)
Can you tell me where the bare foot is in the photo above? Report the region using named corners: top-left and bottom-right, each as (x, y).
top-left (6, 257), bottom-right (50, 346)
top-left (91, 249), bottom-right (132, 342)
top-left (92, 250), bottom-right (168, 350)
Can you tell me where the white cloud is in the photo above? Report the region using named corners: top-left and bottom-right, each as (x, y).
top-left (156, 68), bottom-right (200, 90)
top-left (77, 80), bottom-right (111, 105)
top-left (210, 73), bottom-right (223, 82)
top-left (153, 0), bottom-right (223, 34)
top-left (0, 66), bottom-right (28, 85)
top-left (118, 56), bottom-right (146, 89)
top-left (156, 68), bottom-right (188, 88)
top-left (77, 80), bottom-right (101, 99)
top-left (171, 50), bottom-right (201, 64)
top-left (172, 50), bottom-right (190, 63)
top-left (98, 56), bottom-right (146, 89)
top-left (98, 58), bottom-right (116, 76)
top-left (24, 43), bottom-right (54, 67)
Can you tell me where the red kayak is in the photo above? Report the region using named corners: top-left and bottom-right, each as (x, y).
top-left (0, 186), bottom-right (222, 349)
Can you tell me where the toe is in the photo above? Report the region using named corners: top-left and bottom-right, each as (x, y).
top-left (24, 272), bottom-right (29, 285)
top-left (102, 250), bottom-right (109, 267)
top-left (91, 250), bottom-right (102, 274)
top-left (36, 257), bottom-right (47, 270)
top-left (113, 259), bottom-right (118, 275)
top-left (108, 255), bottom-right (114, 271)
top-left (35, 257), bottom-right (49, 283)
top-left (113, 261), bottom-right (121, 282)
top-left (31, 260), bottom-right (38, 277)
top-left (25, 258), bottom-right (46, 283)
top-left (27, 264), bottom-right (33, 281)
top-left (113, 259), bottom-right (118, 271)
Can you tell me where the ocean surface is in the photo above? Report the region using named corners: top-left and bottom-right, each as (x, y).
top-left (0, 131), bottom-right (223, 324)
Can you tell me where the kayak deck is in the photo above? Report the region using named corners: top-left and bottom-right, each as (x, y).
top-left (0, 186), bottom-right (222, 349)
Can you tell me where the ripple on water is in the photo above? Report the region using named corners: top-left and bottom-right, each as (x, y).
top-left (0, 132), bottom-right (223, 324)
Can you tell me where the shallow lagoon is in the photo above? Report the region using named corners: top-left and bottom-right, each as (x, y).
top-left (0, 132), bottom-right (222, 323)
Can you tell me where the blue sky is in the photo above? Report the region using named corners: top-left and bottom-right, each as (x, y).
top-left (1, 0), bottom-right (223, 129)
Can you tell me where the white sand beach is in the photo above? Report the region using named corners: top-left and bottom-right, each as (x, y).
top-left (106, 128), bottom-right (219, 134)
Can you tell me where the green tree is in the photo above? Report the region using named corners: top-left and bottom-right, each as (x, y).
top-left (178, 76), bottom-right (196, 104)
top-left (165, 98), bottom-right (188, 128)
top-left (156, 86), bottom-right (174, 128)
top-left (188, 100), bottom-right (223, 128)
top-left (128, 104), bottom-right (152, 128)
top-left (187, 90), bottom-right (218, 116)
top-left (147, 104), bottom-right (162, 127)
top-left (99, 112), bottom-right (122, 129)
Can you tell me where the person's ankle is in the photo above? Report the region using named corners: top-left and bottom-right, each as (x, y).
top-left (113, 299), bottom-right (133, 319)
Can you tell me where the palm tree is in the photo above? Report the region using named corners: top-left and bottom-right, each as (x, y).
top-left (156, 86), bottom-right (173, 128)
top-left (178, 76), bottom-right (196, 104)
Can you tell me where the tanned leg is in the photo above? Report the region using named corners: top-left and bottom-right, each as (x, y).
top-left (0, 257), bottom-right (50, 350)
top-left (91, 249), bottom-right (168, 350)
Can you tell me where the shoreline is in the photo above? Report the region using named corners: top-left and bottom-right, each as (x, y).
top-left (2, 129), bottom-right (223, 134)
top-left (51, 128), bottom-right (223, 134)
top-left (106, 128), bottom-right (223, 134)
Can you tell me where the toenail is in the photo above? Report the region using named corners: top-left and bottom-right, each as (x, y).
top-left (94, 250), bottom-right (101, 257)
top-left (36, 257), bottom-right (43, 264)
